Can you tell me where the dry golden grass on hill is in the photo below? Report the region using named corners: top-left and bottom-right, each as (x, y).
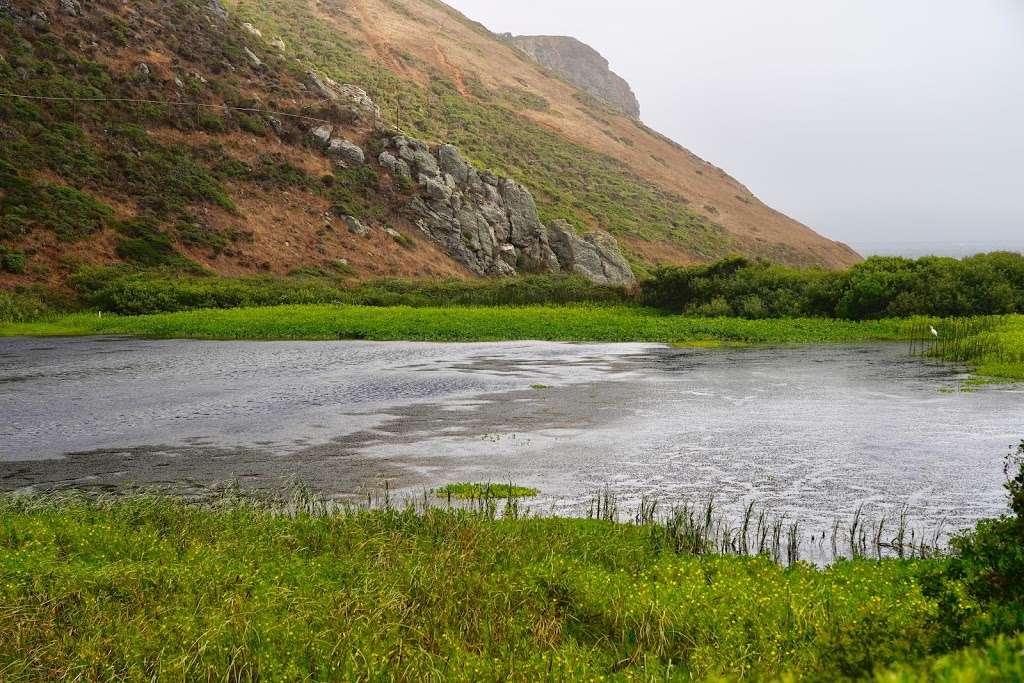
top-left (316, 0), bottom-right (860, 268)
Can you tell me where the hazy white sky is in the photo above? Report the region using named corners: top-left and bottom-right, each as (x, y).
top-left (446, 0), bottom-right (1024, 249)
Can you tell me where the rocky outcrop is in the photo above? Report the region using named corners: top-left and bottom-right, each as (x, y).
top-left (374, 133), bottom-right (634, 284)
top-left (302, 76), bottom-right (632, 284)
top-left (305, 71), bottom-right (381, 122)
top-left (326, 138), bottom-right (365, 168)
top-left (343, 215), bottom-right (371, 237)
top-left (58, 0), bottom-right (81, 16)
top-left (548, 221), bottom-right (636, 286)
top-left (242, 47), bottom-right (262, 68)
top-left (510, 35), bottom-right (640, 119)
top-left (309, 124), bottom-right (333, 146)
top-left (308, 126), bottom-right (365, 168)
top-left (206, 0), bottom-right (228, 21)
top-left (241, 22), bottom-right (262, 39)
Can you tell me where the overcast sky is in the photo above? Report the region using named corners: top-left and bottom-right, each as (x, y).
top-left (446, 0), bottom-right (1024, 251)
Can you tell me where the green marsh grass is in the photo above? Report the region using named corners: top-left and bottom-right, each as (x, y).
top-left (0, 485), bottom-right (1016, 682)
top-left (907, 315), bottom-right (1024, 379)
top-left (0, 304), bottom-right (910, 344)
top-left (434, 483), bottom-right (539, 500)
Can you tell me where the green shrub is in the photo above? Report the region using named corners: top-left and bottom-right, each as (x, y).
top-left (328, 260), bottom-right (356, 276)
top-left (114, 219), bottom-right (201, 271)
top-left (948, 442), bottom-right (1024, 607)
top-left (1, 250), bottom-right (26, 274)
top-left (67, 271), bottom-right (632, 316)
top-left (197, 111), bottom-right (227, 133)
top-left (0, 159), bottom-right (114, 241)
top-left (0, 290), bottom-right (50, 322)
top-left (389, 230), bottom-right (415, 249)
top-left (642, 253), bottom-right (1024, 320)
top-left (104, 125), bottom-right (236, 214)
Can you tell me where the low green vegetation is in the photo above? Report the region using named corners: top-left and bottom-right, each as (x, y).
top-left (0, 447), bottom-right (1021, 681)
top-left (63, 270), bottom-right (631, 316)
top-left (434, 483), bottom-right (539, 499)
top-left (908, 316), bottom-right (1024, 380)
top-left (0, 7), bottom-right (290, 273)
top-left (642, 253), bottom-right (1024, 320)
top-left (0, 305), bottom-right (910, 344)
top-left (0, 248), bottom-right (26, 274)
top-left (5, 255), bottom-right (1024, 377)
top-left (0, 159), bottom-right (115, 242)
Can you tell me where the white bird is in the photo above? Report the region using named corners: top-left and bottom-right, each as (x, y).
top-left (930, 325), bottom-right (939, 338)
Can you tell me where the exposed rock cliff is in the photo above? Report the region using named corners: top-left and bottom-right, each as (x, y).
top-left (375, 134), bottom-right (636, 284)
top-left (509, 35), bottom-right (640, 119)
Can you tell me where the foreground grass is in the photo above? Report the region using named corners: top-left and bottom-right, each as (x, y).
top-left (0, 304), bottom-right (910, 344)
top-left (0, 492), bottom-right (1017, 682)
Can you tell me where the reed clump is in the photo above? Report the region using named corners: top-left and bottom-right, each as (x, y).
top-left (907, 315), bottom-right (1024, 379)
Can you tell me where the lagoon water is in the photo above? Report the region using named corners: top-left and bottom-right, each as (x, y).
top-left (1, 337), bottom-right (1020, 535)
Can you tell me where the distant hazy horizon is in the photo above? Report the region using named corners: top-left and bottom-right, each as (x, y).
top-left (446, 0), bottom-right (1024, 250)
top-left (851, 240), bottom-right (1024, 259)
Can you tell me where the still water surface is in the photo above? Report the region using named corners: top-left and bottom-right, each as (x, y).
top-left (1, 337), bottom-right (1020, 534)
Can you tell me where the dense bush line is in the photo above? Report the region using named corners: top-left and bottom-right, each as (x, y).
top-left (67, 268), bottom-right (632, 315)
top-left (641, 253), bottom-right (1024, 320)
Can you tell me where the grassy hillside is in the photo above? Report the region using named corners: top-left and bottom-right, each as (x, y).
top-left (0, 0), bottom-right (857, 305)
top-left (260, 0), bottom-right (859, 269)
top-left (0, 0), bottom-right (469, 293)
top-left (227, 0), bottom-right (733, 268)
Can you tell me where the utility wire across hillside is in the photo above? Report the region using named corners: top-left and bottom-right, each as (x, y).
top-left (0, 91), bottom-right (335, 125)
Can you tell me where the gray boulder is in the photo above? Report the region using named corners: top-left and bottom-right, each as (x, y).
top-left (305, 72), bottom-right (381, 122)
top-left (326, 138), bottom-right (365, 168)
top-left (338, 84), bottom-right (381, 121)
top-left (243, 47), bottom-right (262, 68)
top-left (499, 179), bottom-right (560, 272)
top-left (420, 175), bottom-right (451, 203)
top-left (343, 215), bottom-right (371, 237)
top-left (241, 22), bottom-right (262, 38)
top-left (59, 0), bottom-right (81, 16)
top-left (412, 150), bottom-right (440, 178)
top-left (379, 151), bottom-right (412, 179)
top-left (307, 72), bottom-right (339, 101)
top-left (437, 144), bottom-right (470, 184)
top-left (547, 220), bottom-right (635, 286)
top-left (498, 244), bottom-right (518, 269)
top-left (207, 0), bottom-right (228, 21)
top-left (393, 136), bottom-right (441, 178)
top-left (308, 124), bottom-right (333, 147)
